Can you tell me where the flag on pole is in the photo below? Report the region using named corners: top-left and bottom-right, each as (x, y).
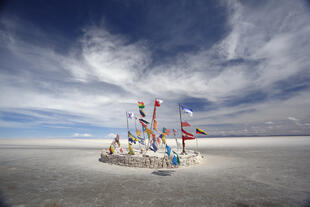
top-left (136, 129), bottom-right (142, 137)
top-left (182, 128), bottom-right (195, 140)
top-left (127, 112), bottom-right (134, 119)
top-left (114, 134), bottom-right (120, 147)
top-left (181, 121), bottom-right (191, 127)
top-left (128, 143), bottom-right (135, 155)
top-left (128, 131), bottom-right (139, 144)
top-left (166, 144), bottom-right (172, 157)
top-left (155, 99), bottom-right (163, 107)
top-left (139, 118), bottom-right (149, 125)
top-left (138, 101), bottom-right (145, 109)
top-left (172, 151), bottom-right (180, 165)
top-left (109, 145), bottom-right (115, 154)
top-left (149, 140), bottom-right (158, 152)
top-left (139, 109), bottom-right (146, 117)
top-left (196, 128), bottom-right (208, 135)
top-left (159, 133), bottom-right (166, 144)
top-left (173, 128), bottom-right (177, 133)
top-left (181, 106), bottom-right (193, 116)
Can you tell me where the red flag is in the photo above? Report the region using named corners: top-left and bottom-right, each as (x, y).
top-left (155, 99), bottom-right (163, 107)
top-left (153, 119), bottom-right (159, 132)
top-left (181, 121), bottom-right (191, 127)
top-left (165, 128), bottom-right (171, 136)
top-left (182, 128), bottom-right (195, 140)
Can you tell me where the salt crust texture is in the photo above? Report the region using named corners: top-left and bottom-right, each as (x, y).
top-left (100, 150), bottom-right (203, 168)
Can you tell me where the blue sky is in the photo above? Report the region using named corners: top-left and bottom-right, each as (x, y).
top-left (0, 0), bottom-right (310, 138)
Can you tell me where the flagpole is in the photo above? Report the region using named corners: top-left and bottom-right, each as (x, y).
top-left (179, 104), bottom-right (185, 154)
top-left (147, 98), bottom-right (157, 150)
top-left (135, 117), bottom-right (142, 152)
top-left (126, 112), bottom-right (129, 153)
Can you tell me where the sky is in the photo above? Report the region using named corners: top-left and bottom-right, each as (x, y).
top-left (0, 0), bottom-right (310, 138)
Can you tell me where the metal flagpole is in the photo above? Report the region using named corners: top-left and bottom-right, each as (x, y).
top-left (196, 134), bottom-right (198, 152)
top-left (179, 104), bottom-right (186, 154)
top-left (126, 112), bottom-right (129, 153)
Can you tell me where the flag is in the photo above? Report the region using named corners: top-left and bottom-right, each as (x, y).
top-left (157, 137), bottom-right (161, 145)
top-left (109, 145), bottom-right (114, 154)
top-left (181, 121), bottom-right (191, 127)
top-left (136, 129), bottom-right (141, 137)
top-left (172, 151), bottom-right (180, 165)
top-left (181, 106), bottom-right (193, 116)
top-left (196, 128), bottom-right (208, 135)
top-left (138, 136), bottom-right (145, 145)
top-left (127, 112), bottom-right (134, 119)
top-left (139, 109), bottom-right (146, 117)
top-left (139, 119), bottom-right (148, 128)
top-left (138, 101), bottom-right (145, 109)
top-left (182, 128), bottom-right (195, 140)
top-left (114, 134), bottom-right (120, 147)
top-left (166, 144), bottom-right (172, 157)
top-left (128, 143), bottom-right (135, 155)
top-left (153, 119), bottom-right (159, 132)
top-left (155, 99), bottom-right (163, 107)
top-left (128, 131), bottom-right (138, 144)
top-left (163, 128), bottom-right (170, 136)
top-left (173, 129), bottom-right (177, 133)
top-left (139, 118), bottom-right (149, 125)
top-left (159, 133), bottom-right (166, 144)
top-left (149, 139), bottom-right (158, 152)
top-left (145, 128), bottom-right (154, 135)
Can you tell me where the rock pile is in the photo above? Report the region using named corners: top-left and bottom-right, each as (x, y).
top-left (99, 150), bottom-right (203, 168)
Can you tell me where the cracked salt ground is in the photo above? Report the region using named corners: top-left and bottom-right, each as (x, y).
top-left (0, 137), bottom-right (310, 206)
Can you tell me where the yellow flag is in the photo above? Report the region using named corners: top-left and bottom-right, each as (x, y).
top-left (128, 143), bottom-right (135, 155)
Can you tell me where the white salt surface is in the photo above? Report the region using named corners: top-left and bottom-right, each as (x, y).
top-left (0, 136), bottom-right (310, 207)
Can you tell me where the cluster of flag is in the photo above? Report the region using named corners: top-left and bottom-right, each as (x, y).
top-left (109, 134), bottom-right (123, 154)
top-left (166, 144), bottom-right (180, 165)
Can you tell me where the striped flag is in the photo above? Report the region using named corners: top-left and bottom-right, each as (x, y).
top-left (139, 109), bottom-right (146, 117)
top-left (138, 101), bottom-right (145, 109)
top-left (196, 128), bottom-right (208, 135)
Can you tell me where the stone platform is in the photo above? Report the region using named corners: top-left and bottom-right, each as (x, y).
top-left (99, 150), bottom-right (203, 169)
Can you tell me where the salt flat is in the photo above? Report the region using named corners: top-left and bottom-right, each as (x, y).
top-left (0, 137), bottom-right (310, 207)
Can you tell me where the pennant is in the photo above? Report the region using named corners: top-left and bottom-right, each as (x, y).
top-left (155, 99), bottom-right (163, 107)
top-left (172, 151), bottom-right (180, 165)
top-left (138, 101), bottom-right (145, 109)
top-left (139, 109), bottom-right (146, 117)
top-left (128, 143), bottom-right (135, 155)
top-left (181, 106), bottom-right (193, 116)
top-left (196, 128), bottom-right (208, 135)
top-left (139, 118), bottom-right (149, 125)
top-left (127, 112), bottom-right (134, 119)
top-left (128, 131), bottom-right (138, 144)
top-left (181, 121), bottom-right (191, 127)
top-left (153, 119), bottom-right (159, 132)
top-left (166, 144), bottom-right (172, 157)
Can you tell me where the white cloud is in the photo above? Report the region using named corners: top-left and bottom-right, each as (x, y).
top-left (73, 133), bottom-right (92, 137)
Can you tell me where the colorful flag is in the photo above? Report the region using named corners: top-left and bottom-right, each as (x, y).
top-left (173, 128), bottom-right (177, 133)
top-left (145, 128), bottom-right (154, 135)
top-left (114, 134), bottom-right (120, 147)
top-left (109, 145), bottom-right (114, 154)
top-left (139, 118), bottom-right (149, 125)
top-left (138, 136), bottom-right (145, 145)
top-left (153, 119), bottom-right (159, 132)
top-left (136, 129), bottom-right (141, 137)
top-left (128, 143), bottom-right (135, 155)
top-left (155, 99), bottom-right (163, 107)
top-left (139, 109), bottom-right (146, 117)
top-left (138, 101), bottom-right (145, 109)
top-left (172, 151), bottom-right (180, 165)
top-left (181, 106), bottom-right (193, 116)
top-left (149, 141), bottom-right (158, 152)
top-left (159, 133), bottom-right (166, 144)
top-left (163, 128), bottom-right (171, 136)
top-left (182, 128), bottom-right (195, 140)
top-left (166, 144), bottom-right (172, 157)
top-left (196, 128), bottom-right (208, 135)
top-left (181, 121), bottom-right (191, 127)
top-left (127, 112), bottom-right (134, 119)
top-left (128, 131), bottom-right (138, 144)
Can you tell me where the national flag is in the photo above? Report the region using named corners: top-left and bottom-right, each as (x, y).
top-left (182, 128), bottom-right (195, 140)
top-left (139, 120), bottom-right (148, 128)
top-left (128, 143), bottom-right (135, 155)
top-left (172, 151), bottom-right (180, 165)
top-left (127, 112), bottom-right (134, 119)
top-left (139, 109), bottom-right (146, 117)
top-left (181, 106), bottom-right (193, 116)
top-left (139, 118), bottom-right (149, 125)
top-left (138, 101), bottom-right (145, 109)
top-left (149, 140), bottom-right (158, 152)
top-left (153, 119), bottom-right (159, 132)
top-left (159, 133), bottom-right (166, 144)
top-left (155, 99), bottom-right (163, 107)
top-left (128, 131), bottom-right (138, 144)
top-left (138, 136), bottom-right (145, 145)
top-left (166, 144), bottom-right (172, 157)
top-left (181, 121), bottom-right (191, 127)
top-left (196, 128), bottom-right (208, 135)
top-left (109, 145), bottom-right (114, 154)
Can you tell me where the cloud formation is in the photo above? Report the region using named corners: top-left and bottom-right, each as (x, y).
top-left (0, 0), bottom-right (310, 137)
